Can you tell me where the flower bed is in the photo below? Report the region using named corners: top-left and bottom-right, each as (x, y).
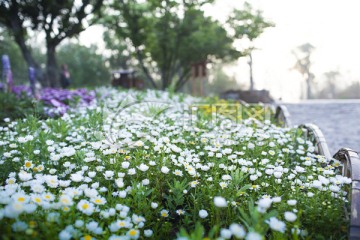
top-left (12, 85), bottom-right (96, 116)
top-left (0, 88), bottom-right (351, 239)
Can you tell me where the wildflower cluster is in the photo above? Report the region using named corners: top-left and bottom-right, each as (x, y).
top-left (0, 88), bottom-right (351, 239)
top-left (12, 85), bottom-right (95, 116)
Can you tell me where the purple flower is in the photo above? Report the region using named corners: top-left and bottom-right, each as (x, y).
top-left (11, 85), bottom-right (95, 117)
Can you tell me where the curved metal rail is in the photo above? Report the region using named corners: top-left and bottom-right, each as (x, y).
top-left (274, 105), bottom-right (292, 127)
top-left (275, 106), bottom-right (331, 159)
top-left (275, 104), bottom-right (360, 239)
top-left (298, 123), bottom-right (332, 160)
top-left (333, 148), bottom-right (360, 240)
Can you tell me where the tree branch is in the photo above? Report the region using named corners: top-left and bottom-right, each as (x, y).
top-left (175, 68), bottom-right (191, 91)
top-left (135, 49), bottom-right (158, 89)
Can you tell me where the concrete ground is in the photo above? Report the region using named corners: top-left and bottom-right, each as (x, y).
top-left (283, 99), bottom-right (360, 155)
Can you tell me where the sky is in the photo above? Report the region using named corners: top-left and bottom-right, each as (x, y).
top-left (80, 0), bottom-right (360, 101)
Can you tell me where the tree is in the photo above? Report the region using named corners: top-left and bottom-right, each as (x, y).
top-left (0, 0), bottom-right (103, 87)
top-left (103, 0), bottom-right (241, 91)
top-left (103, 31), bottom-right (132, 71)
top-left (292, 43), bottom-right (315, 99)
top-left (103, 31), bottom-right (152, 88)
top-left (337, 81), bottom-right (360, 99)
top-left (57, 43), bottom-right (110, 87)
top-left (227, 2), bottom-right (274, 91)
top-left (0, 28), bottom-right (28, 82)
top-left (324, 70), bottom-right (340, 98)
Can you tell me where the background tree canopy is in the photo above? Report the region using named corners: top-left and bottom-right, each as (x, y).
top-left (57, 43), bottom-right (110, 88)
top-left (103, 0), bottom-right (243, 91)
top-left (227, 2), bottom-right (274, 91)
top-left (0, 0), bottom-right (103, 87)
top-left (1, 28), bottom-right (109, 88)
top-left (0, 29), bottom-right (28, 82)
top-left (1, 0), bottom-right (273, 92)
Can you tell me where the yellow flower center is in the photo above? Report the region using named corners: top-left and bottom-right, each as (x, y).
top-left (25, 162), bottom-right (32, 168)
top-left (84, 235), bottom-right (92, 240)
top-left (119, 222), bottom-right (125, 227)
top-left (82, 203), bottom-right (89, 209)
top-left (35, 198), bottom-right (41, 203)
top-left (95, 199), bottom-right (102, 204)
top-left (18, 197), bottom-right (25, 202)
top-left (129, 230), bottom-right (137, 236)
top-left (29, 221), bottom-right (37, 228)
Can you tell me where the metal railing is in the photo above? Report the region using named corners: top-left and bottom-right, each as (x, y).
top-left (274, 106), bottom-right (331, 159)
top-left (274, 105), bottom-right (292, 127)
top-left (298, 123), bottom-right (332, 160)
top-left (333, 148), bottom-right (360, 240)
top-left (275, 104), bottom-right (360, 239)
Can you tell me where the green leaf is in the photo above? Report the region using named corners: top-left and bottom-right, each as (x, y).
top-left (237, 184), bottom-right (252, 196)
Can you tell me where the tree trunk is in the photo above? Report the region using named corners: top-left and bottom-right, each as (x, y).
top-left (248, 53), bottom-right (254, 91)
top-left (10, 18), bottom-right (47, 87)
top-left (46, 44), bottom-right (59, 88)
top-left (135, 49), bottom-right (158, 89)
top-left (175, 69), bottom-right (191, 92)
top-left (14, 35), bottom-right (47, 87)
top-left (14, 36), bottom-right (36, 67)
top-left (161, 71), bottom-right (168, 90)
top-left (306, 73), bottom-right (313, 99)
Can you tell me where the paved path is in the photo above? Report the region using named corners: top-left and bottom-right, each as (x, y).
top-left (283, 100), bottom-right (360, 155)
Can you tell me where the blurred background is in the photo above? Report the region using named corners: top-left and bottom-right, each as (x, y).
top-left (1, 0), bottom-right (360, 102)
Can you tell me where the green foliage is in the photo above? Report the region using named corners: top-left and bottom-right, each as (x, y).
top-left (103, 31), bottom-right (132, 70)
top-left (0, 28), bottom-right (111, 88)
top-left (227, 2), bottom-right (274, 91)
top-left (0, 92), bottom-right (47, 124)
top-left (57, 43), bottom-right (110, 87)
top-left (227, 2), bottom-right (274, 43)
top-left (0, 88), bottom-right (351, 239)
top-left (103, 0), bottom-right (241, 91)
top-left (178, 222), bottom-right (209, 240)
top-left (0, 29), bottom-right (28, 83)
top-left (237, 199), bottom-right (277, 234)
top-left (165, 180), bottom-right (187, 210)
top-left (0, 0), bottom-right (104, 86)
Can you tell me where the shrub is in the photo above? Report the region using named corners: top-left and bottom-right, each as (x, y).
top-left (0, 92), bottom-right (46, 124)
